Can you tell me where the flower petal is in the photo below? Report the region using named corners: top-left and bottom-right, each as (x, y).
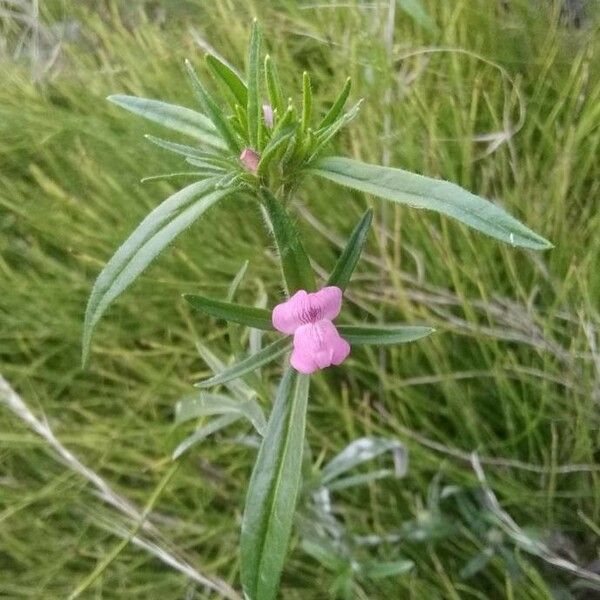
top-left (312, 286), bottom-right (343, 321)
top-left (272, 290), bottom-right (308, 334)
top-left (290, 320), bottom-right (350, 374)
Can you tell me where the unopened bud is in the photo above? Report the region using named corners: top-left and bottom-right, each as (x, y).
top-left (262, 104), bottom-right (274, 128)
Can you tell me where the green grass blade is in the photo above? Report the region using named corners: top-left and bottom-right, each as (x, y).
top-left (82, 180), bottom-right (227, 366)
top-left (247, 19), bottom-right (262, 148)
top-left (337, 324), bottom-right (435, 345)
top-left (260, 188), bottom-right (316, 293)
top-left (327, 208), bottom-right (373, 289)
top-left (301, 71), bottom-right (312, 133)
top-left (185, 60), bottom-right (241, 154)
top-left (195, 337), bottom-right (291, 389)
top-left (205, 54), bottom-right (248, 107)
top-left (264, 55), bottom-right (285, 116)
top-left (396, 0), bottom-right (439, 33)
top-left (107, 94), bottom-right (226, 150)
top-left (184, 295), bottom-right (273, 330)
top-left (318, 77), bottom-right (351, 129)
top-left (241, 369), bottom-right (310, 600)
top-left (311, 157), bottom-right (553, 250)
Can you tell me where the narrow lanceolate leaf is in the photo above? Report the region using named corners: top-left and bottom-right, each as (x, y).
top-left (173, 413), bottom-right (240, 459)
top-left (195, 337), bottom-right (290, 388)
top-left (301, 71), bottom-right (312, 133)
top-left (311, 157), bottom-right (553, 250)
top-left (318, 77), bottom-right (351, 129)
top-left (241, 369), bottom-right (310, 600)
top-left (82, 179), bottom-right (227, 366)
top-left (175, 392), bottom-right (266, 435)
top-left (260, 188), bottom-right (316, 293)
top-left (247, 20), bottom-right (262, 148)
top-left (327, 208), bottom-right (373, 290)
top-left (257, 125), bottom-right (297, 175)
top-left (337, 324), bottom-right (434, 345)
top-left (107, 95), bottom-right (225, 150)
top-left (145, 135), bottom-right (231, 171)
top-left (184, 295), bottom-right (273, 330)
top-left (185, 60), bottom-right (241, 154)
top-left (309, 101), bottom-right (362, 160)
top-left (227, 260), bottom-right (249, 301)
top-left (195, 339), bottom-right (255, 401)
top-left (362, 559), bottom-right (415, 580)
top-left (205, 54), bottom-right (248, 107)
top-left (320, 437), bottom-right (407, 485)
top-left (264, 55), bottom-right (285, 116)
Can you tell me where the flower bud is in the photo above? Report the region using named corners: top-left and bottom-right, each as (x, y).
top-left (239, 148), bottom-right (260, 173)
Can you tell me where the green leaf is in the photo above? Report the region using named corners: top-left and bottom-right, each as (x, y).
top-left (321, 437), bottom-right (407, 485)
top-left (107, 95), bottom-right (226, 150)
top-left (227, 260), bottom-right (249, 301)
top-left (337, 324), bottom-right (434, 345)
top-left (318, 77), bottom-right (351, 129)
top-left (311, 157), bottom-right (553, 250)
top-left (260, 188), bottom-right (316, 293)
top-left (175, 392), bottom-right (266, 435)
top-left (184, 294), bottom-right (273, 330)
top-left (257, 124), bottom-right (297, 175)
top-left (362, 559), bottom-right (414, 580)
top-left (194, 340), bottom-right (256, 401)
top-left (327, 209), bottom-right (373, 289)
top-left (308, 101), bottom-right (362, 159)
top-left (144, 134), bottom-right (226, 166)
top-left (225, 261), bottom-right (250, 355)
top-left (195, 337), bottom-right (290, 389)
top-left (241, 369), bottom-right (310, 600)
top-left (396, 0), bottom-right (439, 33)
top-left (205, 54), bottom-right (248, 107)
top-left (325, 469), bottom-right (398, 492)
top-left (264, 54), bottom-right (285, 116)
top-left (140, 172), bottom-right (210, 183)
top-left (185, 60), bottom-right (241, 154)
top-left (459, 548), bottom-right (495, 579)
top-left (173, 413), bottom-right (240, 459)
top-left (247, 19), bottom-right (262, 148)
top-left (82, 179), bottom-right (227, 366)
top-left (301, 71), bottom-right (312, 133)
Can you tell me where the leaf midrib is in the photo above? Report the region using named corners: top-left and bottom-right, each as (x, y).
top-left (252, 373), bottom-right (305, 598)
top-left (312, 158), bottom-right (547, 245)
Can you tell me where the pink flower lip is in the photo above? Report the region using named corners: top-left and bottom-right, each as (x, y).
top-left (240, 148), bottom-right (260, 173)
top-left (272, 286), bottom-right (350, 374)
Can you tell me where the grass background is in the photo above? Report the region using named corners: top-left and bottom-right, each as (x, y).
top-left (1, 0), bottom-right (599, 598)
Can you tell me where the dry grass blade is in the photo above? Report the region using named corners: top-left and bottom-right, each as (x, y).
top-left (471, 453), bottom-right (600, 585)
top-left (0, 374), bottom-right (241, 600)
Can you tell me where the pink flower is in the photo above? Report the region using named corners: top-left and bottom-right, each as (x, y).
top-left (272, 286), bottom-right (350, 374)
top-left (240, 148), bottom-right (260, 173)
top-left (262, 104), bottom-right (274, 128)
